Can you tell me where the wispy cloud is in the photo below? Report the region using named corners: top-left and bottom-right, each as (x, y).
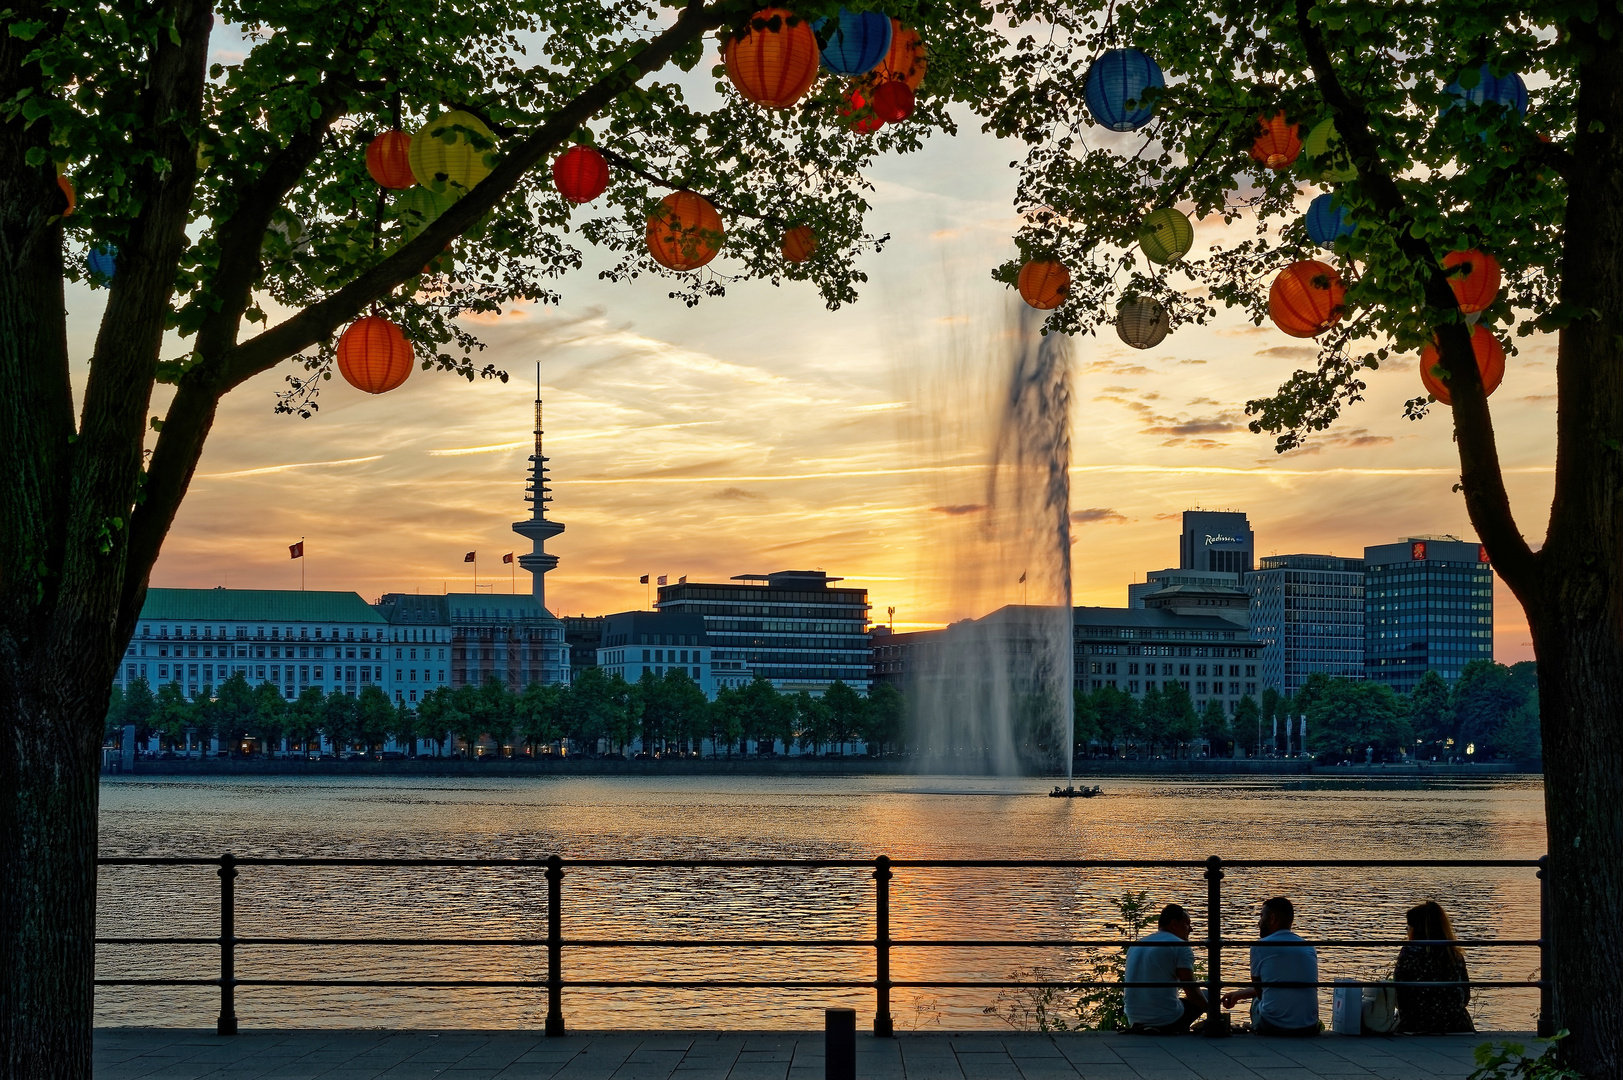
top-left (199, 455), bottom-right (383, 479)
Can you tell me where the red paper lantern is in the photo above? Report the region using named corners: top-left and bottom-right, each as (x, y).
top-left (1249, 113), bottom-right (1302, 170)
top-left (782, 225), bottom-right (816, 263)
top-left (553, 145), bottom-right (610, 203)
top-left (879, 20), bottom-right (926, 90)
top-left (872, 79), bottom-right (916, 122)
top-left (1268, 260), bottom-right (1346, 337)
top-left (725, 8), bottom-right (820, 109)
top-left (841, 87), bottom-right (884, 133)
top-left (1443, 249), bottom-right (1501, 314)
top-left (1017, 259), bottom-right (1070, 310)
top-left (365, 131), bottom-right (416, 190)
top-left (1421, 326), bottom-right (1505, 406)
top-left (646, 191), bottom-right (724, 271)
top-left (336, 316), bottom-right (414, 394)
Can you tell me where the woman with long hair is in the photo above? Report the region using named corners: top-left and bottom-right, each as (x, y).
top-left (1394, 900), bottom-right (1475, 1033)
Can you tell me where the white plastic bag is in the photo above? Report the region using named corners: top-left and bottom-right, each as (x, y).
top-left (1331, 979), bottom-right (1363, 1035)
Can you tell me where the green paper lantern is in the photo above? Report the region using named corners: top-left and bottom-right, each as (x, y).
top-left (1138, 208), bottom-right (1194, 265)
top-left (1303, 118), bottom-right (1357, 182)
top-left (394, 186), bottom-right (457, 240)
top-left (408, 110), bottom-right (498, 194)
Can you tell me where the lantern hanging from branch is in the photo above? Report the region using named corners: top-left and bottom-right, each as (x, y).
top-left (1303, 118), bottom-right (1357, 182)
top-left (1268, 259), bottom-right (1347, 338)
top-left (646, 190), bottom-right (724, 271)
top-left (366, 131), bottom-right (416, 190)
top-left (56, 164), bottom-right (74, 216)
top-left (409, 110), bottom-right (498, 194)
top-left (1249, 112), bottom-right (1302, 170)
top-left (724, 8), bottom-right (820, 109)
top-left (1443, 249), bottom-right (1501, 314)
top-left (86, 244), bottom-right (117, 283)
top-left (782, 225), bottom-right (816, 263)
top-left (395, 186), bottom-right (457, 240)
top-left (262, 211), bottom-right (311, 262)
top-left (1083, 48), bottom-right (1164, 132)
top-left (879, 19), bottom-right (926, 89)
top-left (840, 86), bottom-right (884, 133)
top-left (816, 9), bottom-right (892, 76)
top-left (1017, 259), bottom-right (1070, 309)
top-left (553, 145), bottom-right (610, 203)
top-left (337, 316), bottom-right (415, 394)
top-left (1445, 63), bottom-right (1529, 116)
top-left (1115, 296), bottom-right (1172, 349)
top-left (1421, 326), bottom-right (1506, 405)
top-left (872, 79), bottom-right (915, 122)
top-left (1137, 208), bottom-right (1194, 265)
top-left (1304, 193), bottom-right (1356, 247)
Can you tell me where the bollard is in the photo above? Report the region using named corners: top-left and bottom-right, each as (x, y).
top-left (826, 1007), bottom-right (856, 1080)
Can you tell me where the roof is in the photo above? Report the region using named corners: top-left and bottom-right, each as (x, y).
top-left (977, 604), bottom-right (1254, 635)
top-left (139, 588), bottom-right (387, 624)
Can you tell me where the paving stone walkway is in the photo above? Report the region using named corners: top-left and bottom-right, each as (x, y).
top-left (95, 1030), bottom-right (1520, 1080)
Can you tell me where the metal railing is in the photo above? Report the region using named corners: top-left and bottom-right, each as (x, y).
top-left (94, 854), bottom-right (1552, 1037)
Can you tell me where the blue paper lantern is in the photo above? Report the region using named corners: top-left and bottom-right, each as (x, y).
top-left (1304, 193), bottom-right (1356, 247)
top-left (815, 9), bottom-right (892, 76)
top-left (1084, 48), bottom-right (1165, 132)
top-left (86, 244), bottom-right (118, 283)
top-left (1444, 63), bottom-right (1529, 116)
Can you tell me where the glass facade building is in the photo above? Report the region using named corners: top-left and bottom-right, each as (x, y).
top-left (1243, 555), bottom-right (1366, 700)
top-left (1363, 537), bottom-right (1494, 692)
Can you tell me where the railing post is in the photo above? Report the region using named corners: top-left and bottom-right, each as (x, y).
top-left (1203, 855), bottom-right (1226, 1036)
top-left (1537, 855), bottom-right (1554, 1038)
top-left (873, 855), bottom-right (894, 1037)
top-left (546, 854), bottom-right (566, 1037)
top-left (216, 853), bottom-right (238, 1036)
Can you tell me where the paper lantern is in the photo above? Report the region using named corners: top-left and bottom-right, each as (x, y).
top-left (395, 186), bottom-right (456, 240)
top-left (646, 190), bottom-right (724, 271)
top-left (1445, 64), bottom-right (1529, 116)
top-left (816, 9), bottom-right (893, 76)
top-left (879, 20), bottom-right (926, 89)
top-left (1249, 112), bottom-right (1301, 170)
top-left (782, 225), bottom-right (816, 263)
top-left (1083, 49), bottom-right (1164, 132)
top-left (1115, 296), bottom-right (1171, 349)
top-left (365, 131), bottom-right (416, 190)
top-left (724, 8), bottom-right (820, 109)
top-left (553, 145), bottom-right (610, 203)
top-left (1017, 259), bottom-right (1070, 310)
top-left (408, 110), bottom-right (497, 194)
top-left (56, 169), bottom-right (74, 217)
top-left (872, 79), bottom-right (915, 122)
top-left (1303, 118), bottom-right (1356, 182)
top-left (1421, 326), bottom-right (1505, 406)
top-left (840, 87), bottom-right (884, 133)
top-left (262, 211), bottom-right (310, 261)
top-left (337, 316), bottom-right (414, 394)
top-left (1304, 193), bottom-right (1356, 247)
top-left (1138, 208), bottom-right (1194, 265)
top-left (1443, 249), bottom-right (1501, 314)
top-left (1268, 260), bottom-right (1346, 338)
top-left (86, 244), bottom-right (117, 282)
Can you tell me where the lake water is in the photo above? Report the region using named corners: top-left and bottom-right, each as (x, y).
top-left (95, 773), bottom-right (1547, 1031)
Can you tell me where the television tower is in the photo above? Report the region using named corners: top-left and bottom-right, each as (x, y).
top-left (511, 369), bottom-right (564, 612)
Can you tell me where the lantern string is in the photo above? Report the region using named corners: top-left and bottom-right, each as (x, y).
top-left (389, 90), bottom-right (401, 132)
top-left (594, 145), bottom-right (790, 227)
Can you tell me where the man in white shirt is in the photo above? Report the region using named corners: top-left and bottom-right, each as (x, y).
top-left (1124, 903), bottom-right (1207, 1034)
top-left (1221, 897), bottom-right (1320, 1036)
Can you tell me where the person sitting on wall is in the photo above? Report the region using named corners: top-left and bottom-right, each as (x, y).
top-left (1221, 897), bottom-right (1320, 1036)
top-left (1395, 900), bottom-right (1476, 1034)
top-left (1124, 903), bottom-right (1207, 1034)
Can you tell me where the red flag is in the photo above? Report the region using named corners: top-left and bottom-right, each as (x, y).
top-left (502, 552), bottom-right (514, 564)
top-left (289, 542), bottom-right (304, 559)
top-left (464, 551), bottom-right (476, 563)
top-left (639, 574), bottom-right (649, 584)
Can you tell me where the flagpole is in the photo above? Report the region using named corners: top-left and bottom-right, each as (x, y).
top-left (301, 536), bottom-right (306, 592)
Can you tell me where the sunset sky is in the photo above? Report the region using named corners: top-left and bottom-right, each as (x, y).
top-left (71, 38), bottom-right (1555, 665)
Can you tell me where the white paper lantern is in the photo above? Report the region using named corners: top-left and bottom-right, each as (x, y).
top-left (1115, 296), bottom-right (1171, 349)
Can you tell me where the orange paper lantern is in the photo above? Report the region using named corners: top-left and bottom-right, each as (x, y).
top-left (725, 8), bottom-right (820, 109)
top-left (646, 191), bottom-right (724, 271)
top-left (553, 145), bottom-right (610, 203)
top-left (1421, 326), bottom-right (1505, 405)
top-left (879, 20), bottom-right (927, 90)
top-left (1249, 113), bottom-right (1302, 170)
top-left (56, 170), bottom-right (74, 216)
top-left (1269, 260), bottom-right (1346, 337)
top-left (336, 316), bottom-right (414, 394)
top-left (365, 131), bottom-right (416, 190)
top-left (1443, 249), bottom-right (1501, 314)
top-left (782, 225), bottom-right (816, 263)
top-left (1017, 259), bottom-right (1070, 310)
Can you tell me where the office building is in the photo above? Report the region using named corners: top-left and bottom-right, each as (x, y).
top-left (1364, 536), bottom-right (1494, 692)
top-left (562, 615), bottom-right (606, 681)
top-left (1179, 510), bottom-right (1254, 574)
top-left (1072, 607), bottom-right (1262, 715)
top-left (596, 611), bottom-right (720, 696)
top-left (1128, 568), bottom-right (1240, 608)
top-left (1243, 554), bottom-right (1366, 699)
top-left (656, 570), bottom-right (871, 693)
top-left (374, 592), bottom-right (566, 700)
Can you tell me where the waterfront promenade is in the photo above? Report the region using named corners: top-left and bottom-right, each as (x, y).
top-left (96, 1029), bottom-right (1510, 1080)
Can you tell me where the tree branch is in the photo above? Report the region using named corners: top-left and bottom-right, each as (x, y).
top-left (1293, 0), bottom-right (1540, 600)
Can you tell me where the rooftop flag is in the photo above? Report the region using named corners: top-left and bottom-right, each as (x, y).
top-left (639, 575), bottom-right (649, 584)
top-left (502, 552), bottom-right (514, 564)
top-left (657, 575), bottom-right (668, 586)
top-left (289, 541), bottom-right (304, 559)
top-left (464, 551), bottom-right (476, 563)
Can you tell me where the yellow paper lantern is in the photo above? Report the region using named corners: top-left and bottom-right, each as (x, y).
top-left (409, 110), bottom-right (498, 194)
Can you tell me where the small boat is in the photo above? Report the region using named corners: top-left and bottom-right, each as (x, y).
top-left (1048, 784), bottom-right (1102, 798)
